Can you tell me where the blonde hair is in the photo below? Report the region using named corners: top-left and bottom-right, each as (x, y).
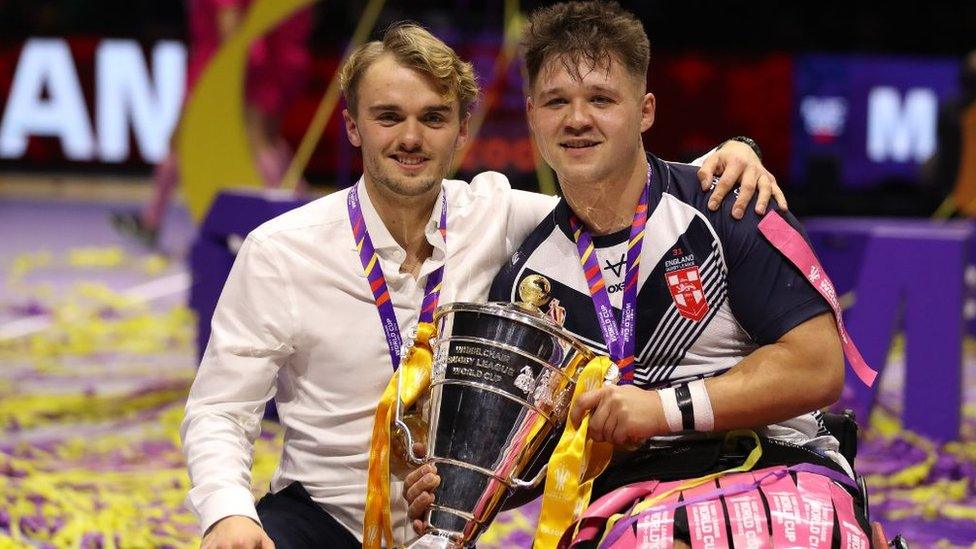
top-left (339, 23), bottom-right (480, 117)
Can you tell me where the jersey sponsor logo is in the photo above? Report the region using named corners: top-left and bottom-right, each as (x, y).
top-left (603, 253), bottom-right (626, 277)
top-left (510, 251), bottom-right (521, 265)
top-left (665, 266), bottom-right (709, 321)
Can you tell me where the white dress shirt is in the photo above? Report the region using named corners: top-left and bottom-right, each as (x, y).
top-left (180, 172), bottom-right (558, 542)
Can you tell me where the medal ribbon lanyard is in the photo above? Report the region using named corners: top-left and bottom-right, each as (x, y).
top-left (347, 183), bottom-right (447, 370)
top-left (569, 166), bottom-right (651, 384)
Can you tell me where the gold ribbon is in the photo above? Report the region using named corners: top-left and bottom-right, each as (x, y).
top-left (363, 323), bottom-right (436, 549)
top-left (533, 355), bottom-right (616, 548)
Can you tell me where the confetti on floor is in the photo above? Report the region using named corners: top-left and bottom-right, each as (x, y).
top-left (2, 202), bottom-right (975, 548)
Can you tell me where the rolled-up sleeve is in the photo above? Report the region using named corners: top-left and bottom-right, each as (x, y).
top-left (180, 235), bottom-right (296, 534)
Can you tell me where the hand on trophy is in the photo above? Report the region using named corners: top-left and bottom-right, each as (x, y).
top-left (402, 442), bottom-right (440, 535)
top-left (570, 385), bottom-right (669, 445)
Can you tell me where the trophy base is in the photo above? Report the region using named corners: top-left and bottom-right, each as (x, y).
top-left (403, 530), bottom-right (466, 549)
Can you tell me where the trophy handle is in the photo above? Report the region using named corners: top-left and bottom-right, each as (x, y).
top-left (510, 464), bottom-right (548, 490)
top-left (394, 364), bottom-right (427, 466)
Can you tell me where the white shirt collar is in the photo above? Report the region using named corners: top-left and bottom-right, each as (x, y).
top-left (352, 177), bottom-right (448, 276)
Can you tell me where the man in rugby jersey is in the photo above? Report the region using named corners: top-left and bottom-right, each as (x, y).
top-left (183, 20), bottom-right (783, 549)
top-left (405, 2), bottom-right (886, 545)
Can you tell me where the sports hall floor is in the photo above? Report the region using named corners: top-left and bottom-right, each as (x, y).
top-left (0, 176), bottom-right (974, 547)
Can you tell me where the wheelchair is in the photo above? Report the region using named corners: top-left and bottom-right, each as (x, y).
top-left (822, 410), bottom-right (909, 549)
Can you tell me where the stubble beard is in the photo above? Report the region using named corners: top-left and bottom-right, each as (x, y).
top-left (364, 152), bottom-right (443, 198)
top-left (556, 155), bottom-right (640, 235)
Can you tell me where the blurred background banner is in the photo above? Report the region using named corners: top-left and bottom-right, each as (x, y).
top-left (0, 40), bottom-right (961, 203)
top-left (0, 32), bottom-right (967, 217)
top-left (0, 37), bottom-right (186, 169)
top-left (2, 1), bottom-right (976, 547)
top-left (791, 54), bottom-right (959, 190)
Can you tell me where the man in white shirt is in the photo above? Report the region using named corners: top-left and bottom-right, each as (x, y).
top-left (405, 2), bottom-right (884, 546)
top-left (181, 22), bottom-right (782, 549)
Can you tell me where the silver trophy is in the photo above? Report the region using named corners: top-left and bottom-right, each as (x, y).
top-left (394, 277), bottom-right (596, 548)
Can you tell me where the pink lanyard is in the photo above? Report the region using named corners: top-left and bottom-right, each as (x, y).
top-left (757, 211), bottom-right (877, 387)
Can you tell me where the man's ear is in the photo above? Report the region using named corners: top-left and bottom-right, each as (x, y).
top-left (342, 109), bottom-right (362, 147)
top-left (639, 92), bottom-right (656, 133)
top-left (525, 96), bottom-right (536, 133)
top-left (455, 111), bottom-right (471, 150)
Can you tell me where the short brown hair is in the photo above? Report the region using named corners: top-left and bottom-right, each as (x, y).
top-left (521, 1), bottom-right (650, 89)
top-left (339, 23), bottom-right (480, 117)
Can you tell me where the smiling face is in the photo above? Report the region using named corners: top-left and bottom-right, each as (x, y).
top-left (526, 54), bottom-right (654, 196)
top-left (343, 54), bottom-right (468, 199)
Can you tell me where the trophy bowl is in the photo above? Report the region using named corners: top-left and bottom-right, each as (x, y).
top-left (395, 301), bottom-right (594, 548)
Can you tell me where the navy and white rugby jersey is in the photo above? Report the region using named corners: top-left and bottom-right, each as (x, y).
top-left (489, 153), bottom-right (849, 471)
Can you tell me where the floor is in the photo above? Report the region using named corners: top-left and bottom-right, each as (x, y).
top-left (0, 177), bottom-right (974, 548)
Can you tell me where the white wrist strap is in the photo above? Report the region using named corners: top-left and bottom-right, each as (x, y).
top-left (657, 387), bottom-right (683, 433)
top-left (688, 379), bottom-right (715, 432)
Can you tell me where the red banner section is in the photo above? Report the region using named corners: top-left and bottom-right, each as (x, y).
top-left (0, 37), bottom-right (795, 188)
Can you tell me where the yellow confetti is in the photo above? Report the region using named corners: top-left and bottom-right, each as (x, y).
top-left (140, 254), bottom-right (171, 276)
top-left (67, 247), bottom-right (126, 269)
top-left (0, 246), bottom-right (280, 547)
top-left (6, 251), bottom-right (52, 285)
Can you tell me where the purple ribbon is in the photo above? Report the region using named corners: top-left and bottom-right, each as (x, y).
top-left (347, 183), bottom-right (447, 370)
top-left (568, 166), bottom-right (651, 384)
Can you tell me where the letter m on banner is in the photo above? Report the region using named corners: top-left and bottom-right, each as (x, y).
top-left (866, 87), bottom-right (937, 163)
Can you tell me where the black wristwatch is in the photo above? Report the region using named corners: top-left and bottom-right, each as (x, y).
top-left (722, 135), bottom-right (762, 160)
